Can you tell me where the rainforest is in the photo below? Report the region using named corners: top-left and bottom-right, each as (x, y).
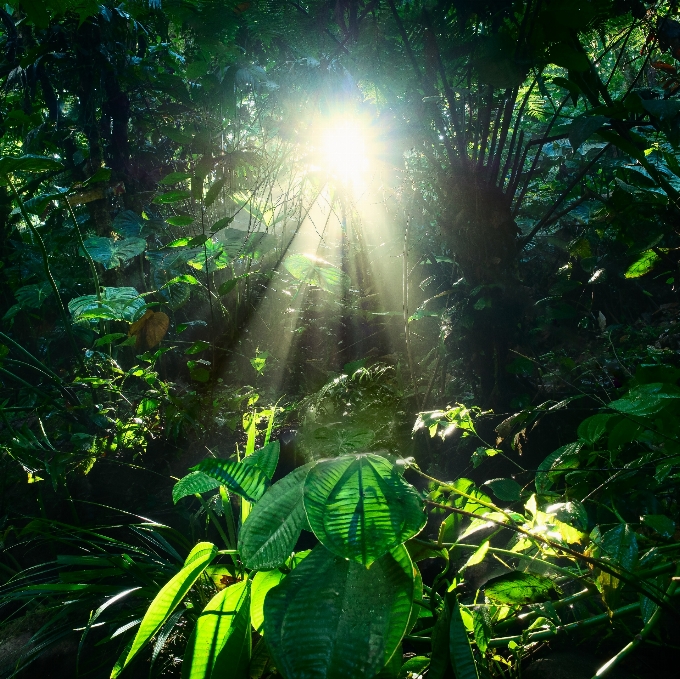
top-left (1, 1), bottom-right (680, 678)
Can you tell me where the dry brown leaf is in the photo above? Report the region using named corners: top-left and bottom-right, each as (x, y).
top-left (128, 310), bottom-right (169, 349)
top-left (144, 312), bottom-right (169, 348)
top-left (129, 310), bottom-right (154, 338)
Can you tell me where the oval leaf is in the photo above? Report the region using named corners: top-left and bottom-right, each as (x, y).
top-left (239, 463), bottom-right (314, 570)
top-left (484, 572), bottom-right (561, 605)
top-left (303, 454), bottom-right (426, 566)
top-left (263, 544), bottom-right (414, 679)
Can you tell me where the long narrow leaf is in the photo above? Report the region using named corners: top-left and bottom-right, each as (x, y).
top-left (113, 542), bottom-right (217, 677)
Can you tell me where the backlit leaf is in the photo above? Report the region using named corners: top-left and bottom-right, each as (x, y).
top-left (624, 250), bottom-right (659, 279)
top-left (117, 542), bottom-right (217, 675)
top-left (173, 471), bottom-right (223, 504)
top-left (192, 458), bottom-right (269, 503)
top-left (239, 463), bottom-right (314, 570)
top-left (484, 572), bottom-right (561, 605)
top-left (263, 544), bottom-right (414, 679)
top-left (303, 453), bottom-right (426, 566)
top-left (181, 580), bottom-right (250, 679)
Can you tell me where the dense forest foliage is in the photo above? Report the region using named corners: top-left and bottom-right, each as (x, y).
top-left (1, 1), bottom-right (680, 678)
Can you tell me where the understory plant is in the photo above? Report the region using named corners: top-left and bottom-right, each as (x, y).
top-left (2, 361), bottom-right (679, 679)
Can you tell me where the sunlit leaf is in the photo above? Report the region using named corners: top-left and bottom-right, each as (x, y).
top-left (181, 580), bottom-right (250, 679)
top-left (239, 463), bottom-right (314, 570)
top-left (263, 544), bottom-right (414, 679)
top-left (173, 471), bottom-right (223, 504)
top-left (303, 453), bottom-right (426, 566)
top-left (484, 572), bottom-right (561, 605)
top-left (283, 253), bottom-right (348, 292)
top-left (117, 542), bottom-right (217, 676)
top-left (624, 250), bottom-right (659, 279)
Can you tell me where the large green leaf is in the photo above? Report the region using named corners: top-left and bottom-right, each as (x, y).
top-left (82, 236), bottom-right (147, 269)
top-left (263, 544), bottom-right (414, 679)
top-left (303, 454), bottom-right (426, 566)
top-left (483, 572), bottom-right (561, 605)
top-left (181, 580), bottom-right (250, 679)
top-left (535, 443), bottom-right (581, 494)
top-left (624, 250), bottom-right (659, 279)
top-left (239, 463), bottom-right (314, 570)
top-left (115, 542), bottom-right (217, 676)
top-left (609, 383), bottom-right (680, 416)
top-left (173, 471), bottom-right (223, 504)
top-left (283, 253), bottom-right (348, 292)
top-left (69, 287), bottom-right (146, 324)
top-left (0, 154), bottom-right (64, 175)
top-left (192, 458), bottom-right (269, 503)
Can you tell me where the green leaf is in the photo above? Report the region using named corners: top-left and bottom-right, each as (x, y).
top-left (69, 287), bottom-right (146, 324)
top-left (569, 115), bottom-right (607, 151)
top-left (192, 458), bottom-right (269, 503)
top-left (577, 414), bottom-right (614, 444)
top-left (250, 569), bottom-right (286, 633)
top-left (593, 524), bottom-right (638, 570)
top-left (243, 441), bottom-right (280, 481)
top-left (642, 514), bottom-right (675, 538)
top-left (173, 471), bottom-right (223, 504)
top-left (625, 250), bottom-right (659, 279)
top-left (609, 383), bottom-right (680, 416)
top-left (449, 595), bottom-right (479, 679)
top-left (218, 277), bottom-right (244, 296)
top-left (239, 463), bottom-right (314, 570)
top-left (82, 237), bottom-right (147, 269)
top-left (153, 190), bottom-right (192, 204)
top-left (166, 215), bottom-right (195, 227)
top-left (303, 453), bottom-right (426, 566)
top-left (118, 542), bottom-right (217, 675)
top-left (113, 211), bottom-right (145, 238)
top-left (160, 172), bottom-right (192, 185)
top-left (399, 657), bottom-right (430, 679)
top-left (0, 154), bottom-right (64, 176)
top-left (483, 478), bottom-right (521, 502)
top-left (189, 234), bottom-right (210, 247)
top-left (181, 580), bottom-right (250, 679)
top-left (263, 544), bottom-right (415, 679)
top-left (204, 177), bottom-right (227, 208)
top-left (210, 216), bottom-right (235, 234)
top-left (462, 541), bottom-right (489, 570)
top-left (185, 341), bottom-right (211, 355)
top-left (83, 168), bottom-right (112, 185)
top-left (283, 254), bottom-right (348, 292)
top-left (535, 443), bottom-right (581, 494)
top-left (484, 572), bottom-right (561, 605)
top-left (642, 99), bottom-right (680, 121)
top-left (471, 608), bottom-right (491, 654)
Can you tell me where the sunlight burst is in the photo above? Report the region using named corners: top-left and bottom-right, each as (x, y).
top-left (320, 119), bottom-right (369, 181)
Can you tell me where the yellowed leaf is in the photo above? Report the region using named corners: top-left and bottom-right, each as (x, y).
top-left (128, 310), bottom-right (169, 349)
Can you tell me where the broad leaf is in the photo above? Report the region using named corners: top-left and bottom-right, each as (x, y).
top-left (117, 542), bottom-right (217, 676)
top-left (609, 383), bottom-right (680, 416)
top-left (181, 580), bottom-right (250, 679)
top-left (283, 253), bottom-right (348, 292)
top-left (263, 544), bottom-right (414, 679)
top-left (483, 478), bottom-right (521, 502)
top-left (0, 154), bottom-right (64, 175)
top-left (239, 463), bottom-right (314, 570)
top-left (484, 572), bottom-right (561, 605)
top-left (83, 236), bottom-right (147, 269)
top-left (535, 443), bottom-right (581, 494)
top-left (624, 250), bottom-right (659, 279)
top-left (173, 471), bottom-right (223, 504)
top-left (69, 287), bottom-right (146, 324)
top-left (192, 458), bottom-right (269, 503)
top-left (303, 453), bottom-right (426, 566)
top-left (577, 414), bottom-right (614, 444)
top-left (153, 190), bottom-right (191, 204)
top-left (569, 115), bottom-right (607, 151)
